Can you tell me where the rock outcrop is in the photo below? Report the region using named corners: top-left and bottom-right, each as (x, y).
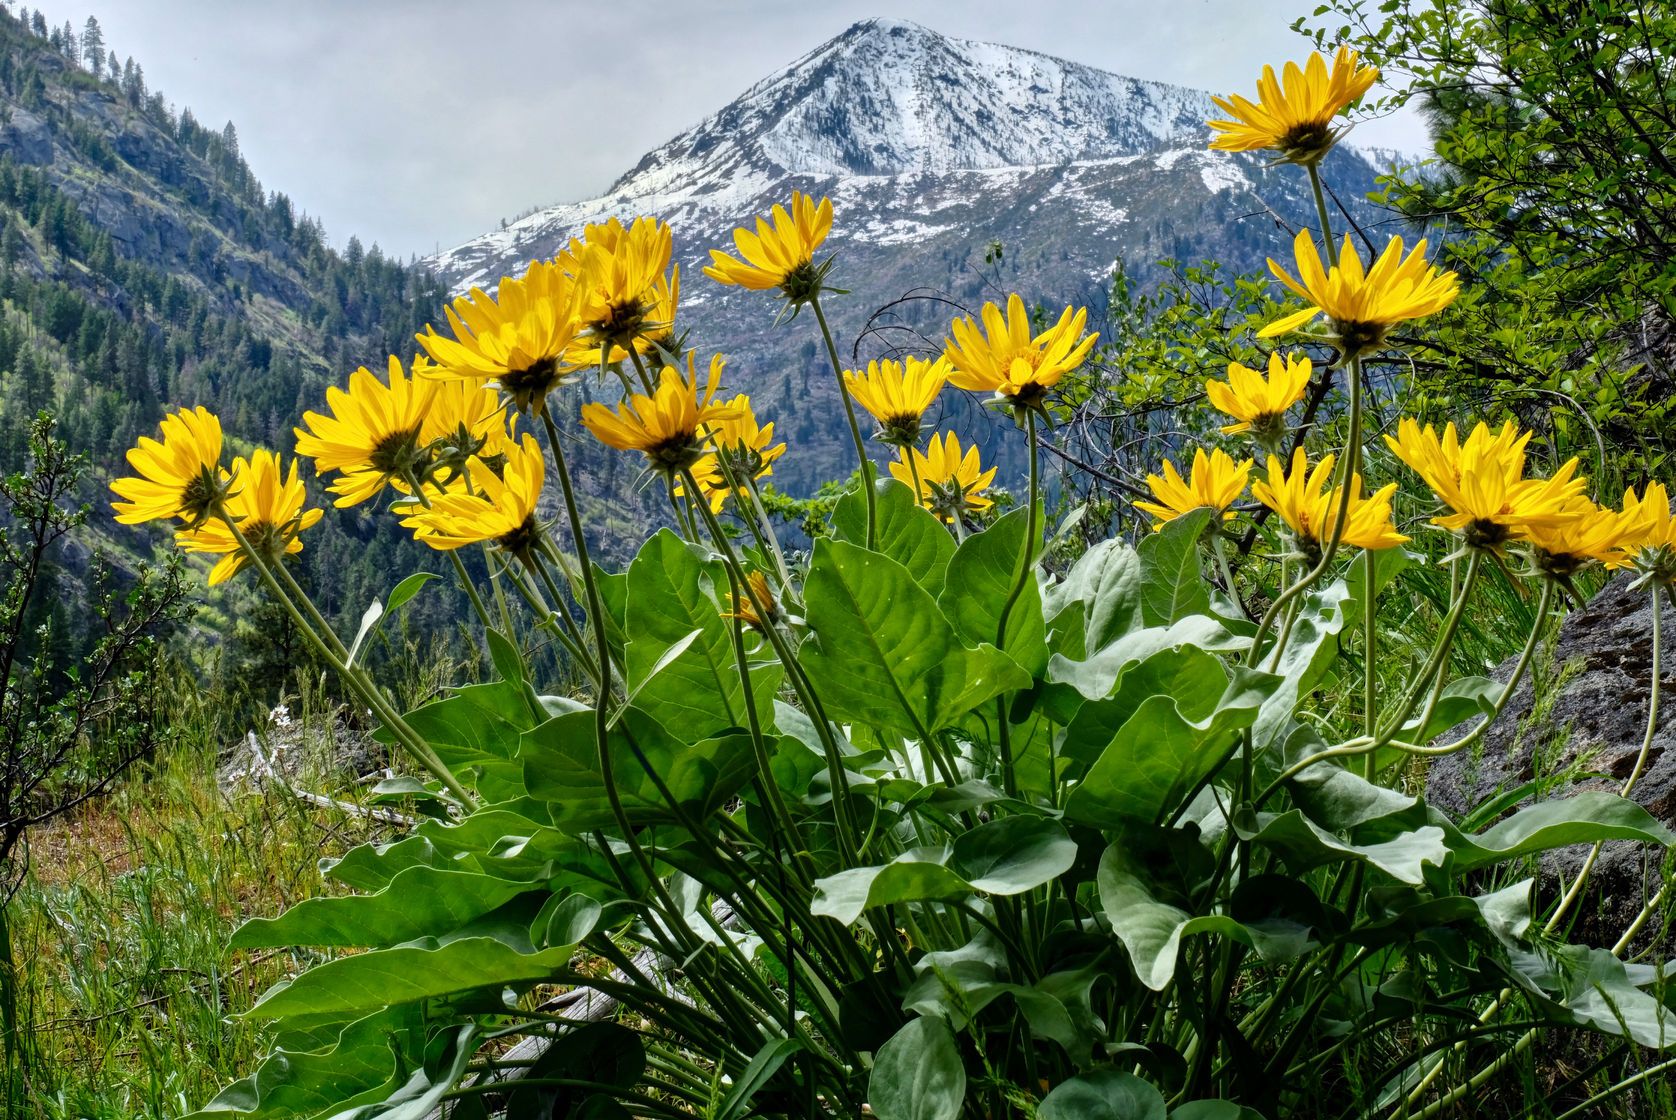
top-left (1428, 575), bottom-right (1676, 944)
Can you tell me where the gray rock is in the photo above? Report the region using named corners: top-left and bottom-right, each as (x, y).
top-left (1, 106), bottom-right (54, 165)
top-left (1427, 574), bottom-right (1676, 944)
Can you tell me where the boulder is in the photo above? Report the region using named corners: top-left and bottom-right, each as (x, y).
top-left (1427, 574), bottom-right (1676, 944)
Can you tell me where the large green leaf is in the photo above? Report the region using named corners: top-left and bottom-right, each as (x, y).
top-left (1045, 538), bottom-right (1143, 657)
top-left (812, 816), bottom-right (1077, 925)
top-left (1250, 580), bottom-right (1350, 751)
top-left (246, 937), bottom-right (575, 1021)
top-left (1065, 670), bottom-right (1271, 826)
top-left (520, 707), bottom-right (756, 831)
top-left (232, 865), bottom-right (532, 949)
top-left (802, 538), bottom-right (1030, 740)
top-left (1037, 1071), bottom-right (1168, 1120)
top-left (392, 680), bottom-right (542, 801)
top-left (1446, 791), bottom-right (1676, 871)
top-left (624, 529), bottom-right (779, 741)
top-left (832, 477), bottom-right (957, 595)
top-left (869, 1017), bottom-right (965, 1120)
top-left (1137, 508), bottom-right (1214, 626)
top-left (1098, 840), bottom-right (1245, 991)
top-left (1252, 811), bottom-right (1449, 885)
top-left (938, 507), bottom-right (1049, 676)
top-left (1044, 616), bottom-right (1246, 716)
top-left (1060, 646), bottom-right (1231, 771)
top-left (184, 1006), bottom-right (430, 1119)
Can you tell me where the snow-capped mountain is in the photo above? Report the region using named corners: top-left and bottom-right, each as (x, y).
top-left (430, 18), bottom-right (1386, 496)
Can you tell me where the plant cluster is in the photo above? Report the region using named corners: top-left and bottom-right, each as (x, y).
top-left (107, 44), bottom-right (1676, 1120)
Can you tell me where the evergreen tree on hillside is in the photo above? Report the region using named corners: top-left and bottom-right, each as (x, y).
top-left (79, 16), bottom-right (101, 73)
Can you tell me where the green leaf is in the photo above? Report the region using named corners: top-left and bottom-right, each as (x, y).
top-left (1447, 791), bottom-right (1676, 871)
top-left (393, 681), bottom-right (538, 800)
top-left (624, 529), bottom-right (778, 740)
top-left (246, 937), bottom-right (577, 1021)
top-left (812, 817), bottom-right (1076, 925)
top-left (832, 477), bottom-right (956, 595)
top-left (802, 538), bottom-right (1030, 740)
top-left (1038, 1071), bottom-right (1168, 1120)
top-left (520, 707), bottom-right (755, 831)
top-left (232, 865), bottom-right (532, 949)
top-left (869, 1017), bottom-right (965, 1120)
top-left (812, 852), bottom-right (973, 926)
top-left (1061, 646), bottom-right (1232, 771)
top-left (1099, 840), bottom-right (1247, 991)
top-left (1251, 580), bottom-right (1350, 751)
top-left (950, 814), bottom-right (1078, 894)
top-left (716, 1039), bottom-right (803, 1120)
top-left (1137, 508), bottom-right (1213, 626)
top-left (938, 507), bottom-right (1049, 676)
top-left (1046, 538), bottom-right (1142, 655)
top-left (386, 571), bottom-right (439, 613)
top-left (532, 892), bottom-right (603, 949)
top-left (1065, 670), bottom-right (1271, 826)
top-left (1046, 616), bottom-right (1246, 708)
top-left (1171, 1102), bottom-right (1267, 1120)
top-left (487, 626), bottom-right (526, 685)
top-left (348, 599), bottom-right (383, 668)
top-left (183, 1006), bottom-right (428, 1120)
top-left (1252, 811), bottom-right (1449, 885)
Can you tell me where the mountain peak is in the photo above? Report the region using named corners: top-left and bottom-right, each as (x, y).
top-left (607, 20), bottom-right (1214, 199)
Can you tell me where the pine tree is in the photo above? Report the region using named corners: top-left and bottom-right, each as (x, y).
top-left (58, 19), bottom-right (73, 60)
top-left (220, 120), bottom-right (238, 157)
top-left (80, 16), bottom-right (103, 74)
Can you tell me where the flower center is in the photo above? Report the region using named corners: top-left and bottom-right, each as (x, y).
top-left (369, 425), bottom-right (425, 475)
top-left (501, 356), bottom-right (565, 413)
top-left (495, 513), bottom-right (542, 559)
top-left (1464, 517), bottom-right (1511, 551)
top-left (647, 433), bottom-right (705, 474)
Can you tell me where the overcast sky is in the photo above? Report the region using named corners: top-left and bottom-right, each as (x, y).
top-left (34, 1), bottom-right (1427, 260)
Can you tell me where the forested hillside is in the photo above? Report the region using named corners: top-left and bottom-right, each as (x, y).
top-left (0, 5), bottom-right (463, 698)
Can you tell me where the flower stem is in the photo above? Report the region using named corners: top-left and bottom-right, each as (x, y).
top-left (217, 508), bottom-right (474, 804)
top-left (810, 293), bottom-right (875, 549)
top-left (1307, 162), bottom-right (1338, 266)
top-left (994, 410), bottom-right (1041, 798)
top-left (400, 468), bottom-right (494, 632)
top-left (1246, 351), bottom-right (1365, 667)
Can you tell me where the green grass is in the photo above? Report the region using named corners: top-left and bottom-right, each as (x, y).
top-left (8, 684), bottom-right (396, 1120)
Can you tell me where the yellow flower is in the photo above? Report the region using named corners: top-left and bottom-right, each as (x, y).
top-left (294, 356), bottom-right (438, 508)
top-left (1385, 418), bottom-right (1586, 551)
top-left (420, 375), bottom-right (519, 485)
top-left (943, 294), bottom-right (1097, 411)
top-left (400, 433), bottom-right (545, 555)
top-left (1206, 353), bottom-right (1312, 442)
top-left (1261, 230), bottom-right (1460, 356)
top-left (1135, 448), bottom-right (1253, 530)
top-left (1526, 496), bottom-right (1638, 580)
top-left (702, 191), bottom-right (835, 303)
top-left (1251, 449), bottom-right (1407, 559)
top-left (579, 354), bottom-right (740, 474)
top-left (721, 571), bottom-right (779, 632)
top-left (111, 405), bottom-right (227, 526)
top-left (889, 431), bottom-right (998, 523)
top-left (1208, 47), bottom-right (1379, 165)
top-left (844, 356), bottom-right (950, 446)
top-left (416, 258), bottom-right (582, 413)
top-left (1616, 482), bottom-right (1676, 584)
top-left (174, 450), bottom-right (323, 585)
top-left (568, 216), bottom-right (676, 354)
top-left (676, 395), bottom-right (785, 514)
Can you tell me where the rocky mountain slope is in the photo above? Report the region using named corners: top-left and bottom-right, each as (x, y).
top-left (432, 18), bottom-right (1388, 493)
top-left (0, 9), bottom-right (459, 693)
